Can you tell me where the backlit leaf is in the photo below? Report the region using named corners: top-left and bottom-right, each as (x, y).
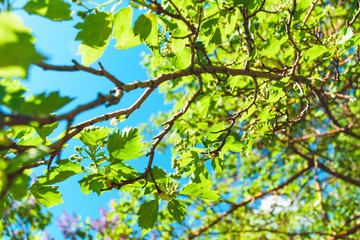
top-left (37, 159), bottom-right (84, 185)
top-left (75, 12), bottom-right (113, 47)
top-left (23, 0), bottom-right (72, 21)
top-left (0, 13), bottom-right (44, 78)
top-left (180, 183), bottom-right (219, 200)
top-left (107, 127), bottom-right (144, 161)
top-left (21, 91), bottom-right (73, 115)
top-left (78, 127), bottom-right (112, 146)
top-left (29, 183), bottom-right (63, 207)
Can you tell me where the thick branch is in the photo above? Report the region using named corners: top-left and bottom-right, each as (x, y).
top-left (1, 66), bottom-right (309, 127)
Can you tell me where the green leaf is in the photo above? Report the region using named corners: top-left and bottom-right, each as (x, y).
top-left (37, 159), bottom-right (84, 185)
top-left (137, 199), bottom-right (159, 233)
top-left (113, 7), bottom-right (142, 49)
top-left (172, 48), bottom-right (191, 69)
top-left (211, 157), bottom-right (224, 172)
top-left (167, 199), bottom-right (186, 224)
top-left (171, 31), bottom-right (188, 53)
top-left (78, 173), bottom-right (104, 195)
top-left (261, 37), bottom-right (287, 58)
top-left (303, 45), bottom-right (328, 63)
top-left (78, 127), bottom-right (112, 146)
top-left (10, 173), bottom-right (29, 200)
top-left (258, 106), bottom-right (270, 122)
top-left (210, 28), bottom-right (222, 45)
top-left (240, 105), bottom-right (256, 121)
top-left (0, 193), bottom-right (9, 217)
top-left (75, 12), bottom-right (113, 65)
top-left (75, 12), bottom-right (113, 47)
top-left (207, 122), bottom-right (226, 141)
top-left (336, 27), bottom-right (353, 45)
top-left (225, 8), bottom-right (239, 35)
top-left (0, 79), bottom-right (27, 112)
top-left (146, 12), bottom-right (159, 46)
top-left (224, 136), bottom-right (243, 153)
top-left (134, 14), bottom-right (152, 42)
top-left (0, 12), bottom-right (44, 78)
top-left (107, 161), bottom-right (140, 180)
top-left (23, 0), bottom-right (72, 21)
top-left (180, 183), bottom-right (219, 200)
top-left (199, 18), bottom-right (218, 46)
top-left (191, 164), bottom-right (212, 187)
top-left (29, 182), bottom-right (63, 207)
top-left (234, 0), bottom-right (262, 13)
top-left (6, 145), bottom-right (50, 174)
top-left (78, 42), bottom-right (108, 66)
top-left (107, 127), bottom-right (144, 161)
top-left (17, 135), bottom-right (43, 146)
top-left (9, 125), bottom-right (35, 140)
top-left (34, 121), bottom-right (58, 140)
top-left (21, 92), bottom-right (73, 115)
top-left (150, 166), bottom-right (167, 184)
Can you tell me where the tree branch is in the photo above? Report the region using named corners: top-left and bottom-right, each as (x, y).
top-left (187, 165), bottom-right (311, 239)
top-left (37, 60), bottom-right (124, 87)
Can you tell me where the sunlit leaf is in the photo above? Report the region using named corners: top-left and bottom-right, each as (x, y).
top-left (23, 0), bottom-right (72, 21)
top-left (180, 183), bottom-right (219, 200)
top-left (29, 183), bottom-right (63, 207)
top-left (107, 127), bottom-right (144, 161)
top-left (0, 13), bottom-right (44, 78)
top-left (37, 159), bottom-right (84, 185)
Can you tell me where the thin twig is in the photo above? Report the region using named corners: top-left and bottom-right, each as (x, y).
top-left (187, 165), bottom-right (311, 239)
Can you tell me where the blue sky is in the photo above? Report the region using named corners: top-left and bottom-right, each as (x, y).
top-left (14, 2), bottom-right (172, 238)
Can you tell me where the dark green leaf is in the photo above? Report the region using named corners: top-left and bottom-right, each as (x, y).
top-left (210, 28), bottom-right (222, 45)
top-left (106, 161), bottom-right (140, 180)
top-left (6, 145), bottom-right (50, 173)
top-left (150, 166), bottom-right (167, 184)
top-left (137, 199), bottom-right (159, 232)
top-left (21, 92), bottom-right (73, 115)
top-left (10, 173), bottom-right (29, 200)
top-left (78, 173), bottom-right (105, 195)
top-left (34, 121), bottom-right (58, 140)
top-left (75, 12), bottom-right (113, 47)
top-left (167, 199), bottom-right (186, 224)
top-left (134, 14), bottom-right (152, 42)
top-left (0, 79), bottom-right (27, 112)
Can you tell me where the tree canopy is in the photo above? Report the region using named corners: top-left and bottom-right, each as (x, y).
top-left (1, 0), bottom-right (360, 239)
